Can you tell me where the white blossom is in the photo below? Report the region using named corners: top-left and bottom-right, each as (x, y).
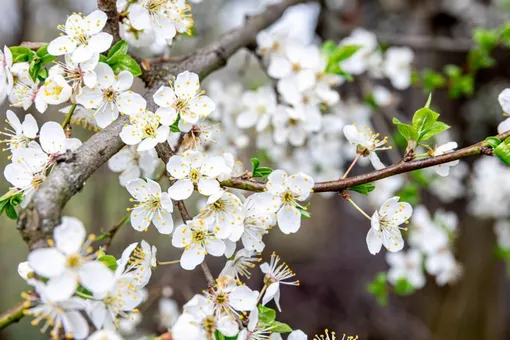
top-left (430, 142), bottom-right (459, 177)
top-left (76, 63), bottom-right (146, 128)
top-left (27, 217), bottom-right (115, 301)
top-left (126, 178), bottom-right (174, 234)
top-left (266, 169), bottom-right (314, 234)
top-left (386, 249), bottom-right (425, 289)
top-left (172, 218), bottom-right (226, 270)
top-left (383, 47), bottom-right (414, 89)
top-left (158, 297), bottom-right (179, 329)
top-left (1, 110), bottom-right (38, 152)
top-left (343, 124), bottom-right (389, 170)
top-left (166, 150), bottom-right (226, 200)
top-left (260, 252), bottom-right (299, 312)
top-left (108, 146), bottom-right (160, 187)
top-left (236, 86), bottom-right (277, 131)
top-left (366, 197), bottom-right (412, 255)
top-left (120, 110), bottom-right (170, 151)
top-left (206, 275), bottom-right (259, 316)
top-left (24, 283), bottom-right (89, 339)
top-left (48, 10), bottom-right (113, 63)
top-left (173, 294), bottom-right (239, 340)
top-left (240, 192), bottom-right (279, 252)
top-left (220, 249), bottom-right (261, 280)
top-left (198, 190), bottom-right (244, 240)
top-left (153, 71), bottom-right (215, 125)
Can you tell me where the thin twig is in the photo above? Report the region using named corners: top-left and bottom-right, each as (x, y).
top-left (220, 130), bottom-right (510, 193)
top-left (100, 212), bottom-right (130, 251)
top-left (0, 302), bottom-right (25, 329)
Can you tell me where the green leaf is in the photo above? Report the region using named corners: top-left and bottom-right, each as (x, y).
top-left (422, 71), bottom-right (446, 92)
top-left (108, 40), bottom-right (129, 58)
top-left (296, 205), bottom-right (311, 219)
top-left (473, 28), bottom-right (499, 52)
top-left (412, 108), bottom-right (439, 134)
top-left (485, 137), bottom-right (502, 149)
top-left (9, 193), bottom-right (23, 207)
top-left (10, 46), bottom-right (35, 62)
top-left (40, 54), bottom-right (56, 65)
top-left (424, 93), bottom-right (432, 109)
top-left (494, 139), bottom-right (510, 165)
top-left (419, 121), bottom-right (450, 141)
top-left (321, 40), bottom-right (337, 56)
top-left (29, 62), bottom-right (41, 82)
top-left (269, 321), bottom-right (292, 333)
top-left (394, 278), bottom-right (415, 296)
top-left (258, 304), bottom-right (276, 324)
top-left (107, 54), bottom-right (142, 76)
top-left (214, 331), bottom-right (225, 340)
top-left (348, 183), bottom-right (375, 195)
top-left (76, 286), bottom-right (94, 299)
top-left (367, 272), bottom-right (388, 306)
top-left (97, 255), bottom-right (118, 271)
top-left (99, 54), bottom-right (108, 63)
top-left (37, 67), bottom-right (49, 81)
top-left (444, 64), bottom-right (462, 78)
top-left (251, 158), bottom-right (260, 173)
top-left (392, 117), bottom-right (417, 141)
top-left (396, 183), bottom-right (421, 205)
top-left (36, 44), bottom-right (49, 57)
top-left (331, 45), bottom-right (361, 62)
top-left (5, 204), bottom-right (18, 220)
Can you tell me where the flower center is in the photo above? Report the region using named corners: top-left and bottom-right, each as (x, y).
top-left (144, 125), bottom-right (156, 137)
top-left (288, 118), bottom-right (299, 126)
top-left (31, 173), bottom-right (45, 188)
top-left (282, 190), bottom-right (295, 204)
top-left (215, 293), bottom-right (228, 306)
top-left (192, 230), bottom-right (205, 244)
top-left (175, 98), bottom-right (189, 111)
top-left (292, 63), bottom-right (301, 72)
top-left (212, 199), bottom-right (225, 212)
top-left (103, 89), bottom-right (117, 103)
top-left (190, 168), bottom-right (200, 184)
top-left (66, 254), bottom-right (82, 268)
top-left (203, 315), bottom-right (216, 333)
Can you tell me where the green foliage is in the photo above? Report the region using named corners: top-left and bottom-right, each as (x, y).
top-left (0, 192), bottom-right (23, 220)
top-left (494, 138), bottom-right (510, 165)
top-left (295, 203), bottom-right (311, 219)
top-left (97, 255), bottom-right (118, 271)
top-left (347, 183), bottom-right (376, 195)
top-left (394, 278), bottom-right (415, 296)
top-left (9, 44), bottom-right (56, 82)
top-left (392, 97), bottom-right (450, 144)
top-left (170, 115), bottom-right (181, 132)
top-left (395, 183), bottom-right (421, 205)
top-left (421, 69), bottom-right (447, 92)
top-left (256, 305), bottom-right (292, 333)
top-left (102, 40), bottom-right (142, 76)
top-left (367, 272), bottom-right (388, 306)
top-left (321, 41), bottom-right (361, 81)
top-left (214, 332), bottom-right (236, 340)
top-left (484, 137), bottom-right (502, 149)
top-left (250, 158), bottom-right (273, 178)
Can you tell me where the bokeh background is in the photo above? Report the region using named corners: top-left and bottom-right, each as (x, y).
top-left (2, 0), bottom-right (510, 339)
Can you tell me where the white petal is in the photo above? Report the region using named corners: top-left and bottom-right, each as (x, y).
top-left (40, 121), bottom-right (66, 155)
top-left (168, 179), bottom-right (194, 200)
top-left (48, 36), bottom-right (77, 56)
top-left (44, 271), bottom-right (78, 301)
top-left (28, 248), bottom-right (66, 277)
top-left (277, 205), bottom-right (301, 234)
top-left (230, 286), bottom-right (258, 311)
top-left (262, 282), bottom-right (279, 306)
top-left (267, 169), bottom-right (288, 195)
top-left (205, 238), bottom-right (225, 256)
top-left (366, 227), bottom-right (382, 255)
top-left (174, 71), bottom-right (199, 100)
top-left (153, 209), bottom-right (174, 234)
top-left (180, 244), bottom-right (205, 270)
top-left (22, 114), bottom-right (39, 138)
top-left (79, 261), bottom-right (115, 295)
top-left (54, 216), bottom-right (86, 255)
top-left (85, 10), bottom-right (108, 35)
top-left (197, 178), bottom-right (220, 196)
top-left (64, 310), bottom-right (90, 339)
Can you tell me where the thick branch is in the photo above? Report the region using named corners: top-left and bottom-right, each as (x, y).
top-left (18, 0), bottom-right (309, 250)
top-left (220, 130), bottom-right (510, 193)
top-left (97, 0), bottom-right (121, 43)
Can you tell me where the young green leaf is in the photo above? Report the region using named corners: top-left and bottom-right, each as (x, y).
top-left (484, 137), bottom-right (502, 149)
top-left (494, 139), bottom-right (510, 165)
top-left (10, 46), bottom-right (35, 63)
top-left (347, 183), bottom-right (376, 195)
top-left (419, 121), bottom-right (450, 141)
top-left (330, 45), bottom-right (361, 62)
top-left (258, 304), bottom-right (276, 324)
top-left (367, 272), bottom-right (388, 306)
top-left (269, 321), bottom-right (293, 333)
top-left (392, 117), bottom-right (418, 141)
top-left (107, 54), bottom-right (142, 77)
top-left (108, 40), bottom-right (129, 58)
top-left (296, 205), bottom-right (311, 219)
top-left (4, 203), bottom-right (18, 220)
top-left (97, 255), bottom-right (118, 271)
top-left (394, 278), bottom-right (415, 296)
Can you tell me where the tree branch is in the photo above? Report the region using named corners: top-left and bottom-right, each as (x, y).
top-left (219, 130), bottom-right (510, 193)
top-left (97, 0), bottom-right (121, 43)
top-left (0, 302), bottom-right (25, 330)
top-left (18, 0), bottom-right (312, 251)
